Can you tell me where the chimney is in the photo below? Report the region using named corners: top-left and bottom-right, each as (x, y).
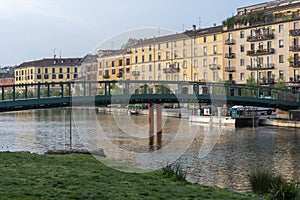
top-left (192, 24), bottom-right (196, 31)
top-left (213, 23), bottom-right (216, 27)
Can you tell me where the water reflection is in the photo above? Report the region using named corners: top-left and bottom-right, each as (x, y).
top-left (0, 108), bottom-right (299, 191)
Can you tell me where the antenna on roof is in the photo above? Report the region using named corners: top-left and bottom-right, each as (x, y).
top-left (53, 48), bottom-right (56, 59)
top-left (199, 17), bottom-right (201, 29)
top-left (59, 51), bottom-right (62, 59)
top-left (158, 26), bottom-right (161, 37)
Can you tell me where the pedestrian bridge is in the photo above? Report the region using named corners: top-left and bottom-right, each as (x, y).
top-left (0, 80), bottom-right (299, 112)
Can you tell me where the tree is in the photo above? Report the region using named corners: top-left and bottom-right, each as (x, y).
top-left (274, 78), bottom-right (288, 90)
top-left (120, 38), bottom-right (144, 49)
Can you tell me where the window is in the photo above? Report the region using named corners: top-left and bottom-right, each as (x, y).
top-left (158, 43), bottom-right (161, 50)
top-left (240, 59), bottom-right (245, 66)
top-left (213, 45), bottom-right (217, 54)
top-left (203, 47), bottom-right (207, 56)
top-left (59, 68), bottom-right (62, 73)
top-left (59, 74), bottom-right (63, 79)
top-left (149, 45), bottom-right (152, 51)
top-left (112, 61), bottom-right (115, 67)
top-left (37, 75), bottom-right (41, 79)
top-left (194, 59), bottom-right (198, 68)
top-left (213, 34), bottom-right (217, 41)
top-left (240, 31), bottom-right (244, 38)
top-left (142, 47), bottom-right (144, 52)
top-left (203, 58), bottom-right (207, 67)
top-left (174, 41), bottom-right (177, 47)
top-left (149, 54), bottom-right (152, 61)
top-left (213, 72), bottom-right (218, 81)
top-left (203, 72), bottom-right (207, 81)
top-left (126, 58), bottom-right (130, 65)
top-left (75, 67), bottom-right (78, 73)
top-left (52, 68), bottom-right (55, 74)
top-left (166, 52), bottom-right (170, 60)
top-left (194, 38), bottom-right (197, 45)
top-left (52, 74), bottom-right (56, 79)
top-left (119, 59), bottom-right (122, 66)
top-left (142, 55), bottom-right (145, 63)
top-left (194, 48), bottom-right (198, 56)
top-left (183, 74), bottom-right (187, 81)
top-left (149, 65), bottom-right (152, 71)
top-left (158, 53), bottom-right (161, 61)
top-left (126, 68), bottom-right (130, 73)
top-left (135, 56), bottom-right (138, 63)
top-left (166, 42), bottom-right (169, 48)
top-left (203, 36), bottom-right (206, 43)
top-left (142, 65), bottom-right (145, 72)
top-left (45, 68), bottom-right (48, 74)
top-left (67, 74), bottom-right (70, 79)
top-left (194, 73), bottom-right (198, 81)
top-left (112, 69), bottom-right (115, 74)
top-left (279, 40), bottom-right (284, 48)
top-left (67, 68), bottom-right (70, 73)
top-left (294, 22), bottom-right (299, 30)
top-left (174, 51), bottom-right (178, 58)
top-left (158, 63), bottom-right (161, 70)
top-left (240, 73), bottom-right (245, 81)
top-left (279, 24), bottom-right (284, 33)
top-left (183, 39), bottom-right (186, 46)
top-left (279, 70), bottom-right (284, 79)
top-left (240, 45), bottom-right (245, 52)
top-left (279, 55), bottom-right (284, 63)
top-left (183, 60), bottom-right (187, 68)
top-left (213, 57), bottom-right (218, 64)
top-left (183, 49), bottom-right (187, 57)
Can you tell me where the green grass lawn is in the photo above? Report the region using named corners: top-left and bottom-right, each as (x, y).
top-left (0, 152), bottom-right (251, 200)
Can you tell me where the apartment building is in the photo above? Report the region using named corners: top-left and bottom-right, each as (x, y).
top-left (15, 58), bottom-right (81, 89)
top-left (93, 0), bottom-right (300, 91)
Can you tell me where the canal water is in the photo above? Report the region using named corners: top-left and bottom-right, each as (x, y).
top-left (0, 108), bottom-right (299, 191)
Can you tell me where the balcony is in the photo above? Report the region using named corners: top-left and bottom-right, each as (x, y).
top-left (246, 34), bottom-right (274, 42)
top-left (209, 64), bottom-right (220, 70)
top-left (225, 67), bottom-right (236, 72)
top-left (289, 45), bottom-right (300, 52)
top-left (289, 62), bottom-right (300, 68)
top-left (259, 77), bottom-right (275, 85)
top-left (116, 72), bottom-right (123, 78)
top-left (103, 74), bottom-right (110, 79)
top-left (246, 63), bottom-right (275, 71)
top-left (132, 71), bottom-right (140, 76)
top-left (225, 39), bottom-right (235, 45)
top-left (163, 67), bottom-right (180, 74)
top-left (225, 53), bottom-right (235, 59)
top-left (290, 76), bottom-right (300, 83)
top-left (247, 48), bottom-right (275, 56)
top-left (289, 29), bottom-right (300, 36)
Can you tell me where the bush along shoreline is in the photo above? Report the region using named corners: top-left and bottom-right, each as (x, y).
top-left (249, 169), bottom-right (300, 200)
top-left (0, 152), bottom-right (255, 200)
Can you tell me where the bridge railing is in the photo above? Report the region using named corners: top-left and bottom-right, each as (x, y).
top-left (1, 81), bottom-right (299, 104)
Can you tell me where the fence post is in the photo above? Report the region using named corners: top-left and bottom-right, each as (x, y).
top-left (1, 86), bottom-right (4, 100)
top-left (37, 83), bottom-right (41, 99)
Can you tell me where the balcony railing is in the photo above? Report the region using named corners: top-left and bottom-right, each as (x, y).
top-left (132, 71), bottom-right (140, 76)
top-left (289, 29), bottom-right (300, 36)
top-left (209, 64), bottom-right (220, 70)
top-left (225, 39), bottom-right (235, 45)
top-left (116, 72), bottom-right (123, 78)
top-left (246, 34), bottom-right (274, 42)
top-left (225, 53), bottom-right (235, 59)
top-left (289, 45), bottom-right (300, 52)
top-left (163, 67), bottom-right (180, 74)
top-left (259, 77), bottom-right (275, 85)
top-left (247, 48), bottom-right (275, 56)
top-left (290, 76), bottom-right (300, 82)
top-left (289, 62), bottom-right (300, 68)
top-left (246, 63), bottom-right (275, 71)
top-left (103, 74), bottom-right (110, 79)
top-left (225, 67), bottom-right (236, 72)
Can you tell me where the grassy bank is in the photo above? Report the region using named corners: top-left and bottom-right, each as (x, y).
top-left (0, 152), bottom-right (251, 200)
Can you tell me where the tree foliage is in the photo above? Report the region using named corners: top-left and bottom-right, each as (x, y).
top-left (121, 38), bottom-right (144, 49)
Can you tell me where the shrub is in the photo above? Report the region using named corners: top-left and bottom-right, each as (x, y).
top-left (161, 163), bottom-right (186, 182)
top-left (249, 170), bottom-right (284, 195)
top-left (270, 180), bottom-right (299, 200)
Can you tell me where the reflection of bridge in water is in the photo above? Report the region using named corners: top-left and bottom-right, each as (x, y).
top-left (0, 80), bottom-right (299, 112)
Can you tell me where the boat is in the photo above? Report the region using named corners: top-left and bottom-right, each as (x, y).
top-left (127, 104), bottom-right (142, 115)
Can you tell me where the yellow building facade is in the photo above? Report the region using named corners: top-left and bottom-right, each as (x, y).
top-left (15, 58), bottom-right (81, 89)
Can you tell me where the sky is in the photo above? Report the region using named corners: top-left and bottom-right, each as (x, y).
top-left (0, 0), bottom-right (266, 66)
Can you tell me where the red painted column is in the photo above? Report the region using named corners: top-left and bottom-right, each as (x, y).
top-left (156, 104), bottom-right (162, 150)
top-left (148, 104), bottom-right (154, 150)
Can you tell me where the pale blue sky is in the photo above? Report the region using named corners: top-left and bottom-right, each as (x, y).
top-left (0, 0), bottom-right (266, 66)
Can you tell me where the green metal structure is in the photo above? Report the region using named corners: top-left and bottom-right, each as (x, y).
top-left (0, 81), bottom-right (299, 112)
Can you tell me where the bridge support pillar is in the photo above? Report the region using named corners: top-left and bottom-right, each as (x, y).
top-left (148, 104), bottom-right (154, 151)
top-left (156, 104), bottom-right (162, 150)
top-left (148, 104), bottom-right (163, 151)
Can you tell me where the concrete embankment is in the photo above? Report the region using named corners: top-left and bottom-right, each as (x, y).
top-left (259, 118), bottom-right (300, 128)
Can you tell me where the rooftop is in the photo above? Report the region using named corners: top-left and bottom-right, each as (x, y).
top-left (17, 58), bottom-right (82, 68)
